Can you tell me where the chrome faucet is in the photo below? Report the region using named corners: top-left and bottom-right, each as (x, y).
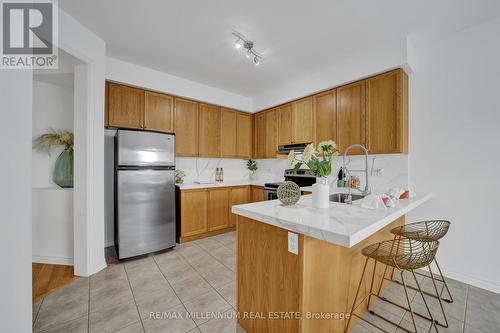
top-left (342, 144), bottom-right (371, 201)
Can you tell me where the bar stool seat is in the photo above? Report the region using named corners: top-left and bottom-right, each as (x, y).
top-left (390, 220), bottom-right (450, 242)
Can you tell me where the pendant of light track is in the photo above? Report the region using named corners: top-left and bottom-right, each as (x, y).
top-left (232, 31), bottom-right (262, 66)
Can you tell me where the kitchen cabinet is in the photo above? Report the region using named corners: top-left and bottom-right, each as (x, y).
top-left (107, 83), bottom-right (144, 129)
top-left (337, 80), bottom-right (366, 154)
top-left (221, 108), bottom-right (238, 158)
top-left (198, 103), bottom-right (221, 157)
top-left (265, 109), bottom-right (278, 158)
top-left (292, 97), bottom-right (314, 144)
top-left (277, 104), bottom-right (293, 145)
top-left (251, 186), bottom-right (265, 202)
top-left (180, 189), bottom-right (207, 238)
top-left (174, 97), bottom-right (198, 156)
top-left (236, 113), bottom-right (252, 158)
top-left (253, 113), bottom-right (266, 159)
top-left (207, 188), bottom-right (230, 231)
top-left (313, 89), bottom-right (337, 146)
top-left (230, 186), bottom-right (250, 226)
top-left (144, 91), bottom-right (174, 132)
top-left (366, 69), bottom-right (408, 154)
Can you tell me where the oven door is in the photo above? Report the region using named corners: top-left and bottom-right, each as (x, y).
top-left (264, 188), bottom-right (278, 201)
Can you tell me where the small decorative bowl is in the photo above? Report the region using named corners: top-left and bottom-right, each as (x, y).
top-left (277, 181), bottom-right (301, 206)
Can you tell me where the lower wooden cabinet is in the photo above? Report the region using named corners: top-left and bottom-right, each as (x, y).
top-left (179, 185), bottom-right (255, 242)
top-left (180, 189), bottom-right (207, 238)
top-left (230, 186), bottom-right (250, 226)
top-left (251, 186), bottom-right (265, 202)
top-left (207, 188), bottom-right (231, 231)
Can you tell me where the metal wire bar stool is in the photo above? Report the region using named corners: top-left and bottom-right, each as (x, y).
top-left (344, 238), bottom-right (440, 333)
top-left (386, 220), bottom-right (453, 303)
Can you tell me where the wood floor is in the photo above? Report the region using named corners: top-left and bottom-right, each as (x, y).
top-left (32, 263), bottom-right (76, 302)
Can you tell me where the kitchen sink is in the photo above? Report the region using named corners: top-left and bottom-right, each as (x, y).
top-left (329, 193), bottom-right (365, 203)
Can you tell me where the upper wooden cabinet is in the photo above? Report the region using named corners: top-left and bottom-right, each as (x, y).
top-left (198, 103), bottom-right (221, 157)
top-left (107, 83), bottom-right (144, 129)
top-left (292, 97), bottom-right (314, 144)
top-left (313, 89), bottom-right (337, 146)
top-left (337, 80), bottom-right (366, 154)
top-left (236, 113), bottom-right (252, 159)
top-left (366, 69), bottom-right (408, 154)
top-left (144, 91), bottom-right (174, 132)
top-left (221, 108), bottom-right (238, 158)
top-left (207, 188), bottom-right (230, 231)
top-left (174, 97), bottom-right (198, 157)
top-left (277, 104), bottom-right (293, 145)
top-left (253, 113), bottom-right (266, 159)
top-left (265, 109), bottom-right (278, 158)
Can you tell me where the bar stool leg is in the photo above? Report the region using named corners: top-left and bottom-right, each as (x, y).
top-left (344, 257), bottom-right (370, 333)
top-left (427, 264), bottom-right (449, 328)
top-left (400, 270), bottom-right (419, 333)
top-left (433, 258), bottom-right (454, 303)
top-left (410, 269), bottom-right (439, 333)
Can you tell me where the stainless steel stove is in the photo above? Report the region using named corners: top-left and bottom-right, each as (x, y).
top-left (264, 169), bottom-right (316, 200)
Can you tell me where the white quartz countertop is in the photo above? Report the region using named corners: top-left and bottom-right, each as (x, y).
top-left (177, 180), bottom-right (270, 190)
top-left (232, 192), bottom-right (433, 248)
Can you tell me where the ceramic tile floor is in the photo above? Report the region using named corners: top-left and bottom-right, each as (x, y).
top-left (32, 231), bottom-right (499, 333)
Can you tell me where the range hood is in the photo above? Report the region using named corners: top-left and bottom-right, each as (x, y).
top-left (276, 143), bottom-right (310, 155)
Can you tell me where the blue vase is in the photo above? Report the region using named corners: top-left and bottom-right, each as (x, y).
top-left (53, 149), bottom-right (73, 188)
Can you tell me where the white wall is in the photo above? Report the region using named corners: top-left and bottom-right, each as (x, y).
top-left (253, 39), bottom-right (410, 111)
top-left (0, 71), bottom-right (33, 333)
top-left (32, 79), bottom-right (74, 188)
top-left (408, 17), bottom-right (500, 292)
top-left (106, 57), bottom-right (253, 112)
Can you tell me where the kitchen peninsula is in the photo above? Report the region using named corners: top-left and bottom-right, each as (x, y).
top-left (232, 193), bottom-right (432, 333)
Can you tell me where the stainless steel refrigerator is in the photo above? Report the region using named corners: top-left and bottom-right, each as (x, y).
top-left (115, 129), bottom-right (176, 259)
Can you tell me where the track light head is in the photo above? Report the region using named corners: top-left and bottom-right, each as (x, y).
top-left (246, 50), bottom-right (252, 58)
top-left (235, 38), bottom-right (242, 49)
top-left (254, 56), bottom-right (260, 66)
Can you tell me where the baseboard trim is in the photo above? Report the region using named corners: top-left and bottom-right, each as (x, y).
top-left (33, 255), bottom-right (74, 266)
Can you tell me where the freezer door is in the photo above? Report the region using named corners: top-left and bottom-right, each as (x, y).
top-left (117, 169), bottom-right (175, 259)
top-left (117, 130), bottom-right (175, 166)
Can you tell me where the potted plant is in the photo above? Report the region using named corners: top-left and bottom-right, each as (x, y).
top-left (33, 129), bottom-right (74, 188)
top-left (175, 170), bottom-right (186, 184)
top-left (288, 140), bottom-right (340, 208)
top-left (247, 159), bottom-right (258, 180)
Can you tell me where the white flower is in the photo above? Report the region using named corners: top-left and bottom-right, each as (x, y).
top-left (301, 144), bottom-right (315, 162)
top-left (287, 150), bottom-right (296, 166)
top-left (318, 140), bottom-right (337, 153)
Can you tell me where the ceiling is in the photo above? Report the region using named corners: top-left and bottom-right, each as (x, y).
top-left (60, 0), bottom-right (500, 98)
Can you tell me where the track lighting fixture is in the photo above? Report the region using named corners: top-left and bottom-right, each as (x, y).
top-left (232, 31), bottom-right (263, 66)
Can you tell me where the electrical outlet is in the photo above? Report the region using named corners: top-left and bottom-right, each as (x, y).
top-left (288, 232), bottom-right (298, 255)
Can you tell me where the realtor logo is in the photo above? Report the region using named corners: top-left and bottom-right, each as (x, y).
top-left (1, 0), bottom-right (58, 69)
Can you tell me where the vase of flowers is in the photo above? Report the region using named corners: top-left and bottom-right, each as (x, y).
top-left (247, 159), bottom-right (258, 180)
top-left (33, 129), bottom-right (74, 188)
top-left (288, 140), bottom-right (340, 208)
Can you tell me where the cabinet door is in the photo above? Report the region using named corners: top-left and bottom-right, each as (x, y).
top-left (265, 110), bottom-right (278, 158)
top-left (144, 91), bottom-right (174, 132)
top-left (198, 103), bottom-right (221, 157)
top-left (220, 108), bottom-right (237, 158)
top-left (313, 89), bottom-right (337, 146)
top-left (366, 69), bottom-right (408, 154)
top-left (174, 98), bottom-right (198, 156)
top-left (292, 97), bottom-right (314, 144)
top-left (108, 83), bottom-right (144, 129)
top-left (237, 113), bottom-right (252, 159)
top-left (230, 186), bottom-right (250, 226)
top-left (181, 190), bottom-right (207, 237)
top-left (337, 81), bottom-right (366, 154)
top-left (207, 188), bottom-right (230, 231)
top-left (254, 113), bottom-right (266, 159)
top-left (251, 186), bottom-right (265, 202)
top-left (277, 104), bottom-right (293, 145)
